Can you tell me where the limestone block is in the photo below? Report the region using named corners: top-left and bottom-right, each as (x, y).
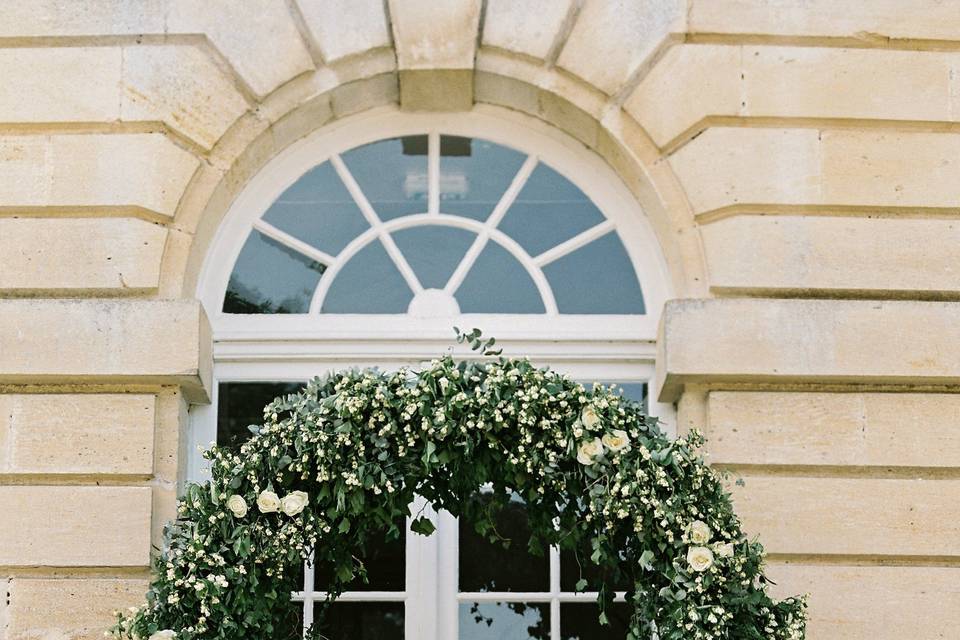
top-left (658, 299), bottom-right (960, 400)
top-left (688, 0), bottom-right (960, 41)
top-left (0, 394), bottom-right (155, 475)
top-left (706, 391), bottom-right (960, 468)
top-left (557, 0), bottom-right (685, 95)
top-left (0, 133), bottom-right (198, 218)
top-left (0, 486), bottom-right (151, 566)
top-left (700, 214), bottom-right (960, 295)
top-left (731, 475), bottom-right (960, 556)
top-left (482, 0), bottom-right (575, 60)
top-left (295, 0), bottom-right (391, 63)
top-left (767, 563), bottom-right (960, 640)
top-left (624, 44), bottom-right (741, 147)
top-left (742, 46), bottom-right (954, 122)
top-left (6, 578), bottom-right (149, 640)
top-left (0, 1), bottom-right (166, 36)
top-left (121, 45), bottom-right (249, 150)
top-left (0, 217), bottom-right (166, 293)
top-left (669, 128), bottom-right (821, 214)
top-left (166, 0), bottom-right (314, 97)
top-left (820, 130), bottom-right (960, 208)
top-left (388, 0), bottom-right (481, 70)
top-left (0, 48), bottom-right (121, 122)
top-left (626, 44), bottom-right (956, 147)
top-left (0, 300), bottom-right (211, 401)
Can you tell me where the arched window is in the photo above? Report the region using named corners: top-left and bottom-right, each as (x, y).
top-left (192, 109), bottom-right (673, 640)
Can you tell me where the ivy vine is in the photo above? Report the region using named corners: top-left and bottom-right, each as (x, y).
top-left (113, 330), bottom-right (806, 640)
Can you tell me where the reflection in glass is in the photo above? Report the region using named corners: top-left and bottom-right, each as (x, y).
top-left (223, 231), bottom-right (325, 314)
top-left (440, 136), bottom-right (527, 220)
top-left (217, 382), bottom-right (306, 446)
top-left (262, 161), bottom-right (370, 257)
top-left (542, 232), bottom-right (645, 314)
top-left (392, 226), bottom-right (476, 290)
top-left (322, 239), bottom-right (414, 313)
top-left (560, 603), bottom-right (631, 639)
top-left (341, 136), bottom-right (428, 220)
top-left (314, 518), bottom-right (406, 591)
top-left (313, 602), bottom-right (404, 640)
top-left (456, 242), bottom-right (545, 314)
top-left (498, 163), bottom-right (606, 257)
top-left (459, 493), bottom-right (549, 592)
top-left (459, 603), bottom-right (550, 640)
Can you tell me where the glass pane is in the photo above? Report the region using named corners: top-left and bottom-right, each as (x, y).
top-left (262, 161), bottom-right (370, 257)
top-left (313, 602), bottom-right (404, 640)
top-left (223, 230), bottom-right (325, 314)
top-left (314, 517), bottom-right (405, 591)
top-left (560, 603), bottom-right (631, 640)
top-left (459, 493), bottom-right (549, 592)
top-left (341, 136), bottom-right (428, 220)
top-left (456, 242), bottom-right (545, 314)
top-left (497, 163), bottom-right (606, 257)
top-left (272, 601), bottom-right (305, 640)
top-left (391, 225), bottom-right (476, 290)
top-left (321, 239), bottom-right (414, 313)
top-left (217, 382), bottom-right (305, 446)
top-left (543, 232), bottom-right (645, 314)
top-left (440, 136), bottom-right (527, 221)
top-left (559, 547), bottom-right (632, 592)
top-left (459, 603), bottom-right (550, 640)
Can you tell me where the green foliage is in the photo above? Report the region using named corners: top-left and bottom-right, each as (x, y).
top-left (113, 331), bottom-right (806, 640)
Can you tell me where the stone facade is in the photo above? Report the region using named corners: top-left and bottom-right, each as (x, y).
top-left (1, 1), bottom-right (958, 638)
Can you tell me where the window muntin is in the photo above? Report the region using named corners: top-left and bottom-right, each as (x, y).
top-left (222, 134), bottom-right (644, 317)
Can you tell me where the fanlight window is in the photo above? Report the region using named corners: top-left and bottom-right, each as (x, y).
top-left (223, 135), bottom-right (646, 317)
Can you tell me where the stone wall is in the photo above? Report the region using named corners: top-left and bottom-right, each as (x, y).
top-left (1, 1), bottom-right (958, 638)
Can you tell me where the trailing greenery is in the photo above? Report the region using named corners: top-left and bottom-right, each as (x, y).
top-left (113, 330), bottom-right (806, 640)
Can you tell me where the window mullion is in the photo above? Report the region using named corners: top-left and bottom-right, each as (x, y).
top-left (406, 495), bottom-right (439, 640)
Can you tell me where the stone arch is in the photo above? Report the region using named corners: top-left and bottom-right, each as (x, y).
top-left (161, 68), bottom-right (707, 305)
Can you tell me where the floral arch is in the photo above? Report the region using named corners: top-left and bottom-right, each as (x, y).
top-left (114, 335), bottom-right (806, 640)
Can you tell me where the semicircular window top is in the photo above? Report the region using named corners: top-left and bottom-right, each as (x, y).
top-left (223, 134), bottom-right (646, 316)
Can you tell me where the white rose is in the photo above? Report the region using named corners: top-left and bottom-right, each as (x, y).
top-left (713, 542), bottom-right (735, 558)
top-left (688, 520), bottom-right (712, 545)
top-left (148, 631), bottom-right (176, 640)
top-left (687, 546), bottom-right (714, 572)
top-left (576, 438), bottom-right (604, 465)
top-left (580, 405), bottom-right (601, 429)
top-left (601, 429), bottom-right (630, 453)
top-left (256, 490), bottom-right (281, 513)
top-left (226, 495), bottom-right (248, 518)
top-left (281, 490), bottom-right (309, 516)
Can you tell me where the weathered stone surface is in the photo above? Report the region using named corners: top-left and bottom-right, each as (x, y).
top-left (706, 391), bottom-right (960, 468)
top-left (732, 475), bottom-right (960, 556)
top-left (0, 48), bottom-right (122, 122)
top-left (0, 0), bottom-right (166, 36)
top-left (627, 44), bottom-right (957, 147)
top-left (658, 298), bottom-right (960, 400)
top-left (0, 133), bottom-right (198, 218)
top-left (671, 127), bottom-right (960, 213)
top-left (166, 0), bottom-right (314, 97)
top-left (121, 45), bottom-right (249, 149)
top-left (0, 300), bottom-right (210, 400)
top-left (0, 217), bottom-right (166, 293)
top-left (669, 128), bottom-right (820, 214)
top-left (482, 0), bottom-right (574, 60)
top-left (5, 578), bottom-right (149, 640)
top-left (700, 214), bottom-right (960, 295)
top-left (624, 44), bottom-right (741, 147)
top-left (688, 0), bottom-right (960, 40)
top-left (295, 0), bottom-right (390, 63)
top-left (557, 0), bottom-right (685, 95)
top-left (0, 394), bottom-right (155, 475)
top-left (768, 563), bottom-right (960, 640)
top-left (0, 486), bottom-right (151, 566)
top-left (389, 0), bottom-right (481, 70)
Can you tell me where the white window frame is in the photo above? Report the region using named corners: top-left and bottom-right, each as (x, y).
top-left (190, 105), bottom-right (675, 640)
